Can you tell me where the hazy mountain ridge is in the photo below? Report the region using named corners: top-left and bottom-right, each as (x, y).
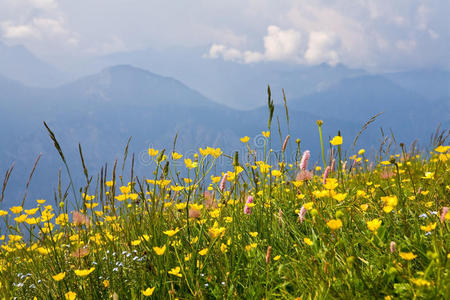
top-left (0, 45), bottom-right (449, 208)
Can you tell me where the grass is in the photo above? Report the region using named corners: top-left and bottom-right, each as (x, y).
top-left (0, 118), bottom-right (449, 299)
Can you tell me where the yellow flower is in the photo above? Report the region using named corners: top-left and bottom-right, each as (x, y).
top-left (172, 152), bottom-right (183, 160)
top-left (410, 278), bottom-right (431, 287)
top-left (273, 255), bottom-right (281, 261)
top-left (399, 252), bottom-right (417, 260)
top-left (304, 238), bottom-right (313, 246)
top-left (10, 206), bottom-right (23, 214)
top-left (14, 214), bottom-right (28, 223)
top-left (330, 136), bottom-right (343, 146)
top-left (271, 170), bottom-right (282, 177)
top-left (37, 199), bottom-right (46, 204)
top-left (367, 219), bottom-right (382, 233)
top-left (148, 148), bottom-right (159, 157)
top-left (420, 222), bottom-right (437, 232)
top-left (198, 248), bottom-right (208, 256)
top-left (153, 245), bottom-right (166, 255)
top-left (327, 219), bottom-right (343, 230)
top-left (434, 145), bottom-right (449, 153)
top-left (65, 291), bottom-right (77, 300)
top-left (52, 272), bottom-right (66, 281)
top-left (24, 208), bottom-right (39, 215)
top-left (220, 243), bottom-right (228, 253)
top-left (358, 149), bottom-right (365, 155)
top-left (105, 180), bottom-right (114, 187)
top-left (142, 287), bottom-right (155, 296)
top-left (131, 239), bottom-right (142, 246)
top-left (245, 243), bottom-right (258, 251)
top-left (249, 232), bottom-right (258, 237)
top-left (103, 279), bottom-right (110, 288)
top-left (184, 159), bottom-right (198, 169)
top-left (262, 131), bottom-right (270, 138)
top-left (0, 210), bottom-right (8, 216)
top-left (168, 266), bottom-right (182, 277)
top-left (240, 136), bottom-right (250, 143)
top-left (163, 227), bottom-right (180, 237)
top-left (74, 267), bottom-right (95, 277)
top-left (332, 193), bottom-right (347, 202)
top-left (360, 204), bottom-right (369, 212)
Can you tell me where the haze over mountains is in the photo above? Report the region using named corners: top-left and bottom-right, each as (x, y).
top-left (0, 42), bottom-right (448, 208)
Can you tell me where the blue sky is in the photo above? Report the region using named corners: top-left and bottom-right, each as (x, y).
top-left (0, 0), bottom-right (449, 71)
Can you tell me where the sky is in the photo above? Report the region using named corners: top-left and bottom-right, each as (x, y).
top-left (0, 0), bottom-right (449, 72)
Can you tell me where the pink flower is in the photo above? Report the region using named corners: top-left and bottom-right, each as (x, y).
top-left (330, 159), bottom-right (336, 173)
top-left (441, 207), bottom-right (449, 223)
top-left (298, 205), bottom-right (307, 223)
top-left (390, 241), bottom-right (396, 253)
top-left (323, 166), bottom-right (330, 185)
top-left (244, 195), bottom-right (253, 215)
top-left (219, 173), bottom-right (228, 192)
top-left (300, 150), bottom-right (311, 171)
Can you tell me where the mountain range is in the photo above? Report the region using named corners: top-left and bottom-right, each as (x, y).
top-left (0, 42), bottom-right (448, 208)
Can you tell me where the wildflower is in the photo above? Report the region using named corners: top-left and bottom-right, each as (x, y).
top-left (245, 243), bottom-right (257, 251)
top-left (420, 222), bottom-right (437, 232)
top-left (148, 148), bottom-right (159, 157)
top-left (10, 206), bottom-right (23, 214)
top-left (441, 207), bottom-right (449, 223)
top-left (332, 193), bottom-right (347, 202)
top-left (0, 210), bottom-right (8, 216)
top-left (163, 227), bottom-right (180, 237)
top-left (271, 170), bottom-right (282, 177)
top-left (434, 145), bottom-right (449, 153)
top-left (300, 150), bottom-right (310, 171)
top-left (327, 219), bottom-right (343, 230)
top-left (74, 267), bottom-right (95, 277)
top-left (219, 173), bottom-right (227, 192)
top-left (410, 278), bottom-right (431, 287)
top-left (72, 211), bottom-right (91, 226)
top-left (142, 287), bottom-right (155, 296)
top-left (52, 272), bottom-right (66, 281)
top-left (367, 219), bottom-right (382, 233)
top-left (24, 208), bottom-right (38, 215)
top-left (153, 245), bottom-right (166, 256)
top-left (399, 252), bottom-right (417, 260)
top-left (65, 291), bottom-right (77, 300)
top-left (298, 205), bottom-right (307, 223)
top-left (172, 152), bottom-right (182, 160)
top-left (322, 166), bottom-right (330, 185)
top-left (198, 248), bottom-right (208, 256)
top-left (189, 208), bottom-right (201, 219)
top-left (330, 136), bottom-right (343, 146)
top-left (103, 280), bottom-right (110, 288)
top-left (184, 158), bottom-right (198, 169)
top-left (244, 195), bottom-right (254, 215)
top-left (262, 131), bottom-right (270, 138)
top-left (304, 238), bottom-right (313, 246)
top-left (390, 241), bottom-right (396, 253)
top-left (273, 255), bottom-right (281, 261)
top-left (265, 246), bottom-right (272, 263)
top-left (168, 266), bottom-right (182, 277)
top-left (358, 149), bottom-right (365, 155)
top-left (240, 136), bottom-right (250, 143)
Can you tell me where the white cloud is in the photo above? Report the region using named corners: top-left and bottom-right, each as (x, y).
top-left (1, 22), bottom-right (39, 39)
top-left (206, 26), bottom-right (303, 64)
top-left (304, 31), bottom-right (339, 66)
top-left (263, 25), bottom-right (301, 61)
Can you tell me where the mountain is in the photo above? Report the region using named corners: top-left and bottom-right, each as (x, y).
top-left (67, 46), bottom-right (366, 109)
top-left (289, 75), bottom-right (449, 143)
top-left (0, 41), bottom-right (66, 87)
top-left (385, 69), bottom-right (450, 101)
top-left (0, 65), bottom-right (448, 210)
